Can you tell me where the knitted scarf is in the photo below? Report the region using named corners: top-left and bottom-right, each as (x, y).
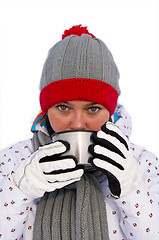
top-left (32, 130), bottom-right (109, 240)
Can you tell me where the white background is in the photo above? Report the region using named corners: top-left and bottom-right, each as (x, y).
top-left (0, 0), bottom-right (159, 156)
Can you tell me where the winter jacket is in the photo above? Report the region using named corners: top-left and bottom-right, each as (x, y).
top-left (0, 105), bottom-right (159, 239)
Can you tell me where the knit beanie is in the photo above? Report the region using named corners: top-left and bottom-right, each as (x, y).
top-left (40, 25), bottom-right (120, 115)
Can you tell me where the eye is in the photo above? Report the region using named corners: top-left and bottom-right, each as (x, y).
top-left (88, 106), bottom-right (101, 113)
top-left (56, 104), bottom-right (69, 111)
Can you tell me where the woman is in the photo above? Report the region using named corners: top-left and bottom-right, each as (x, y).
top-left (0, 25), bottom-right (158, 239)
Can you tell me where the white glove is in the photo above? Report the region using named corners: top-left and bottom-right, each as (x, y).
top-left (10, 141), bottom-right (84, 198)
top-left (89, 122), bottom-right (140, 198)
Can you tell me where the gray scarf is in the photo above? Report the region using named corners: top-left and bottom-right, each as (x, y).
top-left (32, 131), bottom-right (109, 240)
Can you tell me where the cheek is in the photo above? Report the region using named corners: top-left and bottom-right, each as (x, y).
top-left (48, 109), bottom-right (69, 132)
top-left (87, 111), bottom-right (110, 131)
top-left (49, 116), bottom-right (68, 132)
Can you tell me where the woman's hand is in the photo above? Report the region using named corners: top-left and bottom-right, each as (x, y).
top-left (89, 122), bottom-right (140, 198)
top-left (9, 141), bottom-right (84, 198)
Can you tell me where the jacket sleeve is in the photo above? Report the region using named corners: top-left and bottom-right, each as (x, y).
top-left (0, 140), bottom-right (36, 240)
top-left (106, 146), bottom-right (159, 239)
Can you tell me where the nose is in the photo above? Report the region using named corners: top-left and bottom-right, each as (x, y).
top-left (70, 111), bottom-right (86, 130)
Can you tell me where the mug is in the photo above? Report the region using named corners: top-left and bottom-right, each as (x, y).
top-left (52, 130), bottom-right (96, 169)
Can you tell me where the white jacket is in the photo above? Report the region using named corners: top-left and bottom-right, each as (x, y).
top-left (0, 105), bottom-right (159, 239)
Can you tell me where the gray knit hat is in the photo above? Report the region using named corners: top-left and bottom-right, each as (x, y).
top-left (40, 25), bottom-right (120, 115)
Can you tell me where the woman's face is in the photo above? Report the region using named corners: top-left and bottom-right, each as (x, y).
top-left (48, 101), bottom-right (110, 132)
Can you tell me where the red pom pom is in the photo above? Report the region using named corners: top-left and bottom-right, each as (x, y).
top-left (62, 25), bottom-right (96, 40)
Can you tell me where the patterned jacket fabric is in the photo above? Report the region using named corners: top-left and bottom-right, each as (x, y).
top-left (0, 105), bottom-right (159, 239)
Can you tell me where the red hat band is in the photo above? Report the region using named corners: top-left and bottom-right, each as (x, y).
top-left (40, 78), bottom-right (118, 116)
